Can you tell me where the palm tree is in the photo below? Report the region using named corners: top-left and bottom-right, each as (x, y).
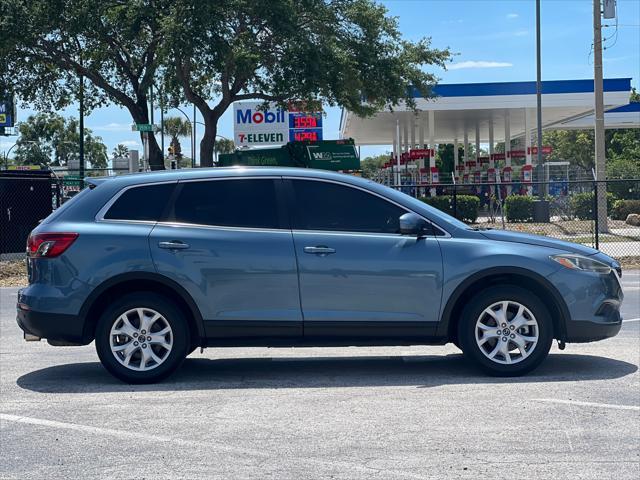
top-left (213, 138), bottom-right (235, 164)
top-left (162, 117), bottom-right (192, 158)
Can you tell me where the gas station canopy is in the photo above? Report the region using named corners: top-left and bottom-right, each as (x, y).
top-left (340, 78), bottom-right (634, 145)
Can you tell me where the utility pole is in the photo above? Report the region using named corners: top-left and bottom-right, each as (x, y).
top-left (79, 71), bottom-right (85, 180)
top-left (160, 86), bottom-right (164, 163)
top-left (535, 0), bottom-right (544, 196)
top-left (593, 0), bottom-right (608, 233)
top-left (192, 104), bottom-right (197, 168)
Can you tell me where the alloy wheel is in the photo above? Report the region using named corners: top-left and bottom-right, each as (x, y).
top-left (474, 300), bottom-right (539, 365)
top-left (109, 308), bottom-right (173, 371)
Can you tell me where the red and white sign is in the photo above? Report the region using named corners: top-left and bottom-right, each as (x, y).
top-left (491, 153), bottom-right (506, 161)
top-left (478, 156), bottom-right (490, 164)
top-left (527, 146), bottom-right (553, 155)
top-left (522, 164), bottom-right (533, 183)
top-left (508, 150), bottom-right (526, 158)
top-left (409, 148), bottom-right (434, 160)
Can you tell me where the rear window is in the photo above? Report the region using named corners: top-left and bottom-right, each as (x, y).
top-left (104, 183), bottom-right (176, 221)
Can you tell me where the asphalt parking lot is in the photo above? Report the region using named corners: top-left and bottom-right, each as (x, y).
top-left (1, 274), bottom-right (638, 479)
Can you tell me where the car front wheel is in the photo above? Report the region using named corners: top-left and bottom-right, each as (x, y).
top-left (95, 292), bottom-right (190, 384)
top-left (458, 285), bottom-right (553, 376)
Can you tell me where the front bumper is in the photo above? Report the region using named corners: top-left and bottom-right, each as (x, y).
top-left (548, 267), bottom-right (624, 343)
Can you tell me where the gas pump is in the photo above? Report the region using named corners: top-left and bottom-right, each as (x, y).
top-left (522, 164), bottom-right (533, 195)
top-left (487, 168), bottom-right (496, 183)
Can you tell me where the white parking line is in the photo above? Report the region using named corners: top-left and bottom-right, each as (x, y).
top-left (623, 318), bottom-right (640, 323)
top-left (0, 413), bottom-right (427, 478)
top-left (534, 399), bottom-right (640, 411)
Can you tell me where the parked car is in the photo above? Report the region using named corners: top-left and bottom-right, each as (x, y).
top-left (17, 168), bottom-right (624, 383)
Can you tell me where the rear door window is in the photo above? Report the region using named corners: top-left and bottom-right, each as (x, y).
top-left (168, 179), bottom-right (281, 229)
top-left (104, 183), bottom-right (176, 221)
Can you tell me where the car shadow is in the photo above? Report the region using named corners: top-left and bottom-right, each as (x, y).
top-left (16, 353), bottom-right (638, 394)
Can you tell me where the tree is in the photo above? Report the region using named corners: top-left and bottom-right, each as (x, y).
top-left (0, 0), bottom-right (169, 170)
top-left (163, 0), bottom-right (450, 166)
top-left (162, 117), bottom-right (192, 158)
top-left (12, 112), bottom-right (107, 168)
top-left (112, 144), bottom-right (130, 160)
top-left (360, 153), bottom-right (390, 179)
top-left (213, 138), bottom-right (235, 164)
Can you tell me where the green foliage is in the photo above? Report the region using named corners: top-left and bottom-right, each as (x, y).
top-left (504, 195), bottom-right (534, 223)
top-left (112, 144), bottom-right (130, 160)
top-left (214, 139), bottom-right (236, 155)
top-left (360, 153), bottom-right (390, 179)
top-left (419, 195), bottom-right (479, 223)
top-left (162, 0), bottom-right (451, 165)
top-left (1, 0), bottom-right (169, 169)
top-left (570, 192), bottom-right (615, 220)
top-left (12, 112), bottom-right (107, 168)
top-left (611, 200), bottom-right (640, 221)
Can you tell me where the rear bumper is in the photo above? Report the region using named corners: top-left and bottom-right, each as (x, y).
top-left (16, 304), bottom-right (88, 345)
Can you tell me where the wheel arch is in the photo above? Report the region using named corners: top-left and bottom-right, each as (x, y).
top-left (439, 267), bottom-right (570, 343)
top-left (79, 272), bottom-right (205, 346)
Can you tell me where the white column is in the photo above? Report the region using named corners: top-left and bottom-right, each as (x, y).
top-left (429, 111), bottom-right (436, 197)
top-left (419, 114), bottom-right (425, 148)
top-left (525, 108), bottom-right (532, 165)
top-left (463, 131), bottom-right (469, 178)
top-left (475, 123), bottom-right (480, 163)
top-left (453, 137), bottom-right (459, 182)
top-left (504, 110), bottom-right (512, 195)
top-left (488, 120), bottom-right (495, 168)
top-left (403, 116), bottom-right (409, 153)
top-left (395, 119), bottom-right (401, 186)
top-left (504, 111), bottom-right (511, 167)
top-left (410, 115), bottom-right (416, 150)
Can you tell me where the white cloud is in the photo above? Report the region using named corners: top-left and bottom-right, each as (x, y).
top-left (507, 13), bottom-right (519, 19)
top-left (513, 29), bottom-right (529, 37)
top-left (1, 140), bottom-right (15, 149)
top-left (116, 140), bottom-right (140, 147)
top-left (448, 61), bottom-right (513, 70)
top-left (90, 122), bottom-right (132, 132)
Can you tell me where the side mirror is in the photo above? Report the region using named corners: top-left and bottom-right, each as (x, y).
top-left (399, 212), bottom-right (429, 237)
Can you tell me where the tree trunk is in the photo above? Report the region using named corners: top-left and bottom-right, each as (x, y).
top-left (199, 112), bottom-right (218, 167)
top-left (129, 101), bottom-right (165, 170)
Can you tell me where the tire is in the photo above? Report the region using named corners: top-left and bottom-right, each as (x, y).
top-left (458, 285), bottom-right (553, 376)
top-left (95, 292), bottom-right (190, 384)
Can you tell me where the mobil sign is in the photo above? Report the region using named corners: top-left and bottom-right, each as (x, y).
top-left (233, 101), bottom-right (288, 147)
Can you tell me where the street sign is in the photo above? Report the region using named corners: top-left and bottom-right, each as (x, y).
top-left (132, 123), bottom-right (154, 132)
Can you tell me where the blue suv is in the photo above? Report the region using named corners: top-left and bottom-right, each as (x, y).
top-left (17, 168), bottom-right (624, 383)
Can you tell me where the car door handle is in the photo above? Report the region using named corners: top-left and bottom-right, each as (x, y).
top-left (304, 246), bottom-right (336, 255)
top-left (158, 241), bottom-right (190, 250)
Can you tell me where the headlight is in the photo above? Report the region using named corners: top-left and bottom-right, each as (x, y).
top-left (550, 254), bottom-right (612, 274)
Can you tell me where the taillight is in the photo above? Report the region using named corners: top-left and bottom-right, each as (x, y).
top-left (27, 233), bottom-right (79, 258)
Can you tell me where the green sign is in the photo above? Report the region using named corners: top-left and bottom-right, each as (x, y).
top-left (135, 123), bottom-right (154, 132)
top-left (306, 143), bottom-right (359, 171)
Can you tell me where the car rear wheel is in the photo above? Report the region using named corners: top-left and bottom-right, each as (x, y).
top-left (458, 285), bottom-right (553, 376)
top-left (95, 292), bottom-right (189, 384)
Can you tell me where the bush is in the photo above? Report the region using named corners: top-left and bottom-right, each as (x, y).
top-left (611, 199), bottom-right (640, 221)
top-left (504, 195), bottom-right (534, 222)
top-left (570, 192), bottom-right (615, 220)
top-left (419, 195), bottom-right (479, 223)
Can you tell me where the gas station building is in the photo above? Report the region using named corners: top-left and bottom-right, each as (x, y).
top-left (339, 78), bottom-right (638, 186)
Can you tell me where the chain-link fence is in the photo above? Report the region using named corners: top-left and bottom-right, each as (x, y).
top-left (390, 179), bottom-right (640, 262)
top-left (0, 168), bottom-right (128, 257)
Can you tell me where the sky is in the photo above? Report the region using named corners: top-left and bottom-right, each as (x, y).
top-left (4, 0), bottom-right (640, 163)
